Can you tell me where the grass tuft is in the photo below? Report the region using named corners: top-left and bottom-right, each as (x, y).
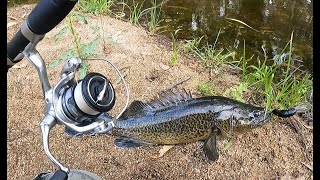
top-left (196, 31), bottom-right (312, 112)
top-left (197, 82), bottom-right (216, 96)
top-left (78, 0), bottom-right (114, 14)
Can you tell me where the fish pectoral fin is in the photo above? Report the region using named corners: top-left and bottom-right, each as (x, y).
top-left (150, 145), bottom-right (175, 159)
top-left (203, 127), bottom-right (219, 162)
top-left (114, 137), bottom-right (153, 149)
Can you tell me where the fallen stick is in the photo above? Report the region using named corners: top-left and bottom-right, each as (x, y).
top-left (161, 76), bottom-right (191, 92)
top-left (301, 162), bottom-right (313, 171)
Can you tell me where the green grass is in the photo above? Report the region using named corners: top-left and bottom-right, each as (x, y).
top-left (241, 32), bottom-right (312, 110)
top-left (128, 0), bottom-right (145, 25)
top-left (197, 82), bottom-right (216, 96)
top-left (147, 0), bottom-right (163, 34)
top-left (78, 0), bottom-right (114, 14)
top-left (224, 82), bottom-right (248, 103)
top-left (169, 32), bottom-right (180, 65)
top-left (182, 36), bottom-right (204, 53)
top-left (200, 46), bottom-right (237, 69)
top-left (189, 30), bottom-right (237, 70)
top-left (196, 32), bottom-right (312, 112)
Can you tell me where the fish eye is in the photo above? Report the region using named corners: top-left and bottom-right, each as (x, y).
top-left (253, 111), bottom-right (261, 117)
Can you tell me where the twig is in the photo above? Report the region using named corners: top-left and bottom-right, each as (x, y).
top-left (285, 118), bottom-right (307, 152)
top-left (115, 68), bottom-right (130, 85)
top-left (225, 17), bottom-right (260, 33)
top-left (292, 115), bottom-right (313, 130)
top-left (161, 76), bottom-right (191, 92)
top-left (301, 162), bottom-right (313, 171)
top-left (8, 16), bottom-right (18, 21)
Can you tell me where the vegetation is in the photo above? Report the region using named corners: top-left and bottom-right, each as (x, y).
top-left (128, 0), bottom-right (145, 25)
top-left (197, 82), bottom-right (216, 96)
top-left (78, 0), bottom-right (114, 14)
top-left (52, 1), bottom-right (312, 112)
top-left (196, 32), bottom-right (312, 111)
top-left (169, 30), bottom-right (180, 65)
top-left (49, 14), bottom-right (101, 79)
top-left (147, 0), bottom-right (163, 34)
top-left (182, 36), bottom-right (204, 54)
top-left (183, 30), bottom-right (237, 70)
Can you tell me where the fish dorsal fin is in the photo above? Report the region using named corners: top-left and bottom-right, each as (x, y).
top-left (148, 88), bottom-right (193, 109)
top-left (119, 88), bottom-right (193, 119)
top-left (119, 100), bottom-right (153, 119)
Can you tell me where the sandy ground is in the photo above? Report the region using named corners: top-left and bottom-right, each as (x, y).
top-left (7, 5), bottom-right (313, 180)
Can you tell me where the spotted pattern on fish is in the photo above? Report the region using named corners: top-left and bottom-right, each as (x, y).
top-left (113, 112), bottom-right (215, 144)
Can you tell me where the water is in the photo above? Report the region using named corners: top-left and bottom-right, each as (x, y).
top-left (155, 0), bottom-right (313, 73)
top-left (8, 0), bottom-right (313, 73)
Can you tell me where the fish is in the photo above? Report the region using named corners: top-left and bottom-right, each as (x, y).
top-left (65, 89), bottom-right (296, 161)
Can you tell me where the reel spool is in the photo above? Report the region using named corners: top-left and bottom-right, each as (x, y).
top-left (59, 72), bottom-right (116, 124)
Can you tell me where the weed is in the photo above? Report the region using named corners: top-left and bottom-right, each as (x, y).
top-left (190, 30), bottom-right (237, 70)
top-left (242, 32), bottom-right (313, 110)
top-left (49, 14), bottom-right (102, 79)
top-left (129, 0), bottom-right (145, 25)
top-left (225, 17), bottom-right (260, 33)
top-left (239, 40), bottom-right (254, 80)
top-left (55, 27), bottom-right (68, 44)
top-left (221, 139), bottom-right (233, 151)
top-left (169, 30), bottom-right (180, 65)
top-left (115, 0), bottom-right (128, 19)
top-left (147, 0), bottom-right (163, 34)
top-left (78, 0), bottom-right (114, 14)
top-left (224, 82), bottom-right (248, 103)
top-left (195, 31), bottom-right (312, 113)
top-left (182, 36), bottom-right (204, 53)
top-left (197, 82), bottom-right (216, 96)
top-left (201, 46), bottom-right (237, 69)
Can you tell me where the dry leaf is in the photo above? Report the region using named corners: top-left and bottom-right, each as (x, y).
top-left (150, 145), bottom-right (175, 159)
top-left (11, 61), bottom-right (28, 69)
top-left (159, 62), bottom-right (170, 70)
top-left (7, 21), bottom-right (18, 29)
top-left (112, 30), bottom-right (124, 41)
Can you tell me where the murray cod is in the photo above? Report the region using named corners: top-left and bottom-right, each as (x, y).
top-left (65, 89), bottom-right (297, 161)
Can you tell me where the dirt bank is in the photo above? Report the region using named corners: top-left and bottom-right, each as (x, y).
top-left (7, 5), bottom-right (312, 180)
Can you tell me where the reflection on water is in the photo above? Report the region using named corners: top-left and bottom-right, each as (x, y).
top-left (159, 0), bottom-right (313, 73)
top-left (8, 0), bottom-right (313, 73)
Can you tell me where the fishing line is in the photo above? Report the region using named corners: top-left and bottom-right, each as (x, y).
top-left (84, 58), bottom-right (130, 124)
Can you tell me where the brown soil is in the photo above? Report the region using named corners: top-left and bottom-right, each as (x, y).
top-left (7, 5), bottom-right (313, 180)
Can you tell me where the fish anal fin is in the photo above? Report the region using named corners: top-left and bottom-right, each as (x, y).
top-left (203, 127), bottom-right (219, 162)
top-left (114, 137), bottom-right (153, 148)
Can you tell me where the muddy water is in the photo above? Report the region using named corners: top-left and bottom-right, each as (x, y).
top-left (7, 0), bottom-right (313, 73)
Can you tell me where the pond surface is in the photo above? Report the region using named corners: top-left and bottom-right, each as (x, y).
top-left (8, 0), bottom-right (313, 74)
top-left (155, 0), bottom-right (313, 74)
